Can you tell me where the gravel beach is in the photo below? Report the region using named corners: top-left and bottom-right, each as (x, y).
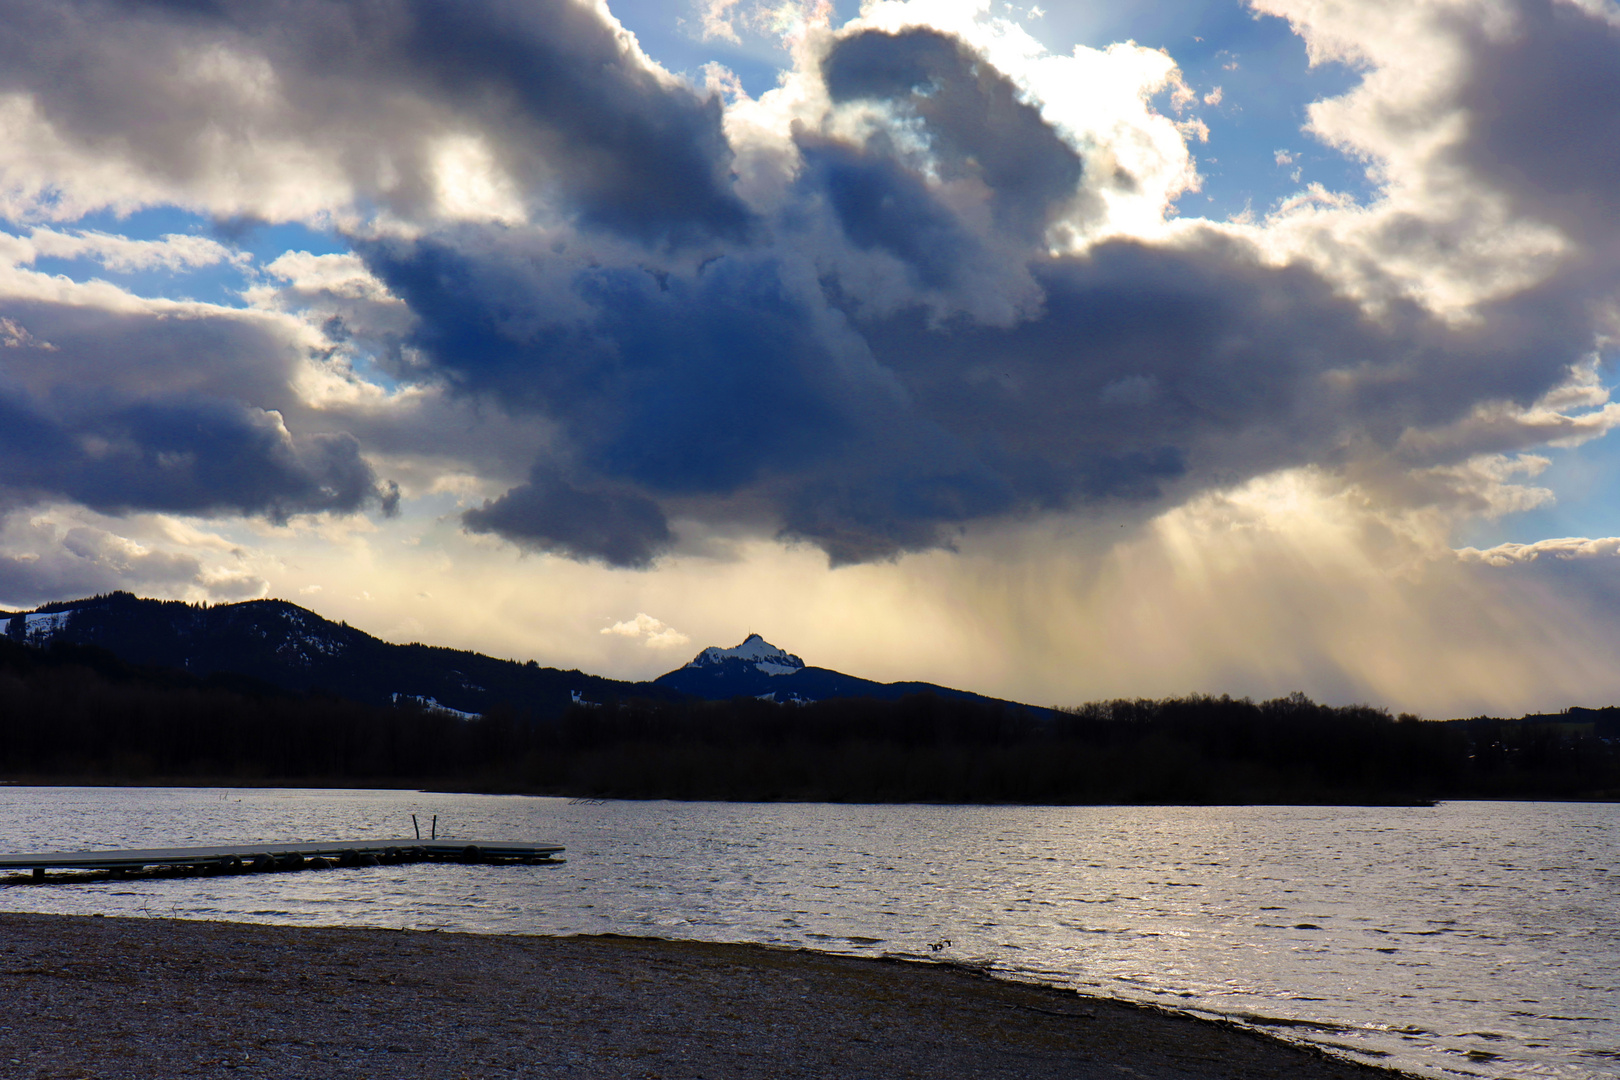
top-left (0, 912), bottom-right (1415, 1079)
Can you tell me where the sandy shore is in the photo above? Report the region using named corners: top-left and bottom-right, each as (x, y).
top-left (0, 912), bottom-right (1414, 1079)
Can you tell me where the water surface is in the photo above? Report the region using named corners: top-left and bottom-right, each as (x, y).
top-left (0, 789), bottom-right (1613, 1080)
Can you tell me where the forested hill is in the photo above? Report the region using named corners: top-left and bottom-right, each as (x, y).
top-left (0, 627), bottom-right (1617, 801)
top-left (3, 593), bottom-right (1618, 803)
top-left (3, 593), bottom-right (1036, 717)
top-left (3, 591), bottom-right (680, 720)
top-left (1512, 706), bottom-right (1620, 738)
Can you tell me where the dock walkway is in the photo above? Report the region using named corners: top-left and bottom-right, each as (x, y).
top-left (0, 839), bottom-right (564, 879)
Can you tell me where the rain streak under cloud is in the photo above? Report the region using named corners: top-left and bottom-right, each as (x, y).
top-left (0, 0), bottom-right (1618, 716)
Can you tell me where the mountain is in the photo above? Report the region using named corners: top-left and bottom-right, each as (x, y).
top-left (1, 594), bottom-right (1041, 718)
top-left (653, 632), bottom-right (1036, 711)
top-left (1, 592), bottom-right (681, 720)
top-left (652, 634), bottom-right (809, 700)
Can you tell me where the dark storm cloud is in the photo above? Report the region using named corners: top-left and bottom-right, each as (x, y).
top-left (1, 0), bottom-right (1615, 565)
top-left (338, 4), bottom-right (1620, 564)
top-left (799, 136), bottom-right (977, 291)
top-left (0, 294), bottom-right (401, 523)
top-left (373, 230), bottom-right (1417, 562)
top-left (0, 298), bottom-right (297, 406)
top-left (862, 234), bottom-right (1599, 479)
top-left (0, 0), bottom-right (758, 540)
top-left (821, 28), bottom-right (1086, 238)
top-left (361, 237), bottom-right (860, 494)
top-left (776, 459), bottom-right (1018, 565)
top-left (0, 384), bottom-right (388, 520)
top-left (396, 1), bottom-right (751, 245)
top-left (0, 0), bottom-right (750, 244)
top-left (403, 225), bottom-right (1595, 563)
top-left (1450, 0), bottom-right (1620, 235)
top-left (463, 467), bottom-right (672, 569)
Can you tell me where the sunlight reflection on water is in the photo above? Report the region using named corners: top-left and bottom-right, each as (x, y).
top-left (0, 789), bottom-right (1613, 1080)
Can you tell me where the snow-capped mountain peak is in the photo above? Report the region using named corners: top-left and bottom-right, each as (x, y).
top-left (684, 633), bottom-right (806, 677)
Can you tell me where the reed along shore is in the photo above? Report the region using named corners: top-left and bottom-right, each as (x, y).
top-left (0, 912), bottom-right (1414, 1079)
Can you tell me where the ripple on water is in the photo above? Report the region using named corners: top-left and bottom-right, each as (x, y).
top-left (0, 791), bottom-right (1614, 1080)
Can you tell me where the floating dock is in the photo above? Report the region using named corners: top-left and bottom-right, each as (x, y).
top-left (0, 839), bottom-right (564, 880)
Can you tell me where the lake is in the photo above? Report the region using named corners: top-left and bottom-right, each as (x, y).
top-left (0, 788), bottom-right (1613, 1079)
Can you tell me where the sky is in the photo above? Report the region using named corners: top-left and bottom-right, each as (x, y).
top-left (1, 0), bottom-right (1618, 718)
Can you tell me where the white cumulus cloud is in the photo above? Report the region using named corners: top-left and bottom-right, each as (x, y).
top-left (601, 612), bottom-right (692, 648)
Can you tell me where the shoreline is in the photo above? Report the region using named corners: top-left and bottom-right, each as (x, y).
top-left (0, 911), bottom-right (1419, 1079)
top-left (0, 777), bottom-right (1463, 806)
top-left (13, 778), bottom-right (1620, 805)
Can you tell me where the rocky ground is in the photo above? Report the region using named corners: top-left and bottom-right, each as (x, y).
top-left (0, 912), bottom-right (1415, 1079)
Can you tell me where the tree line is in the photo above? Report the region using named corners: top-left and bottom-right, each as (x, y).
top-left (1, 636), bottom-right (1616, 802)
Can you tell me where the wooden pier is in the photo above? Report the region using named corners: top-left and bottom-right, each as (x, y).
top-left (0, 839), bottom-right (564, 881)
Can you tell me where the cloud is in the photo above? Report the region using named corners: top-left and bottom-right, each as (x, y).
top-left (0, 511), bottom-right (265, 608)
top-left (0, 0), bottom-right (1615, 621)
top-left (819, 27), bottom-right (1084, 242)
top-left (0, 384), bottom-right (385, 520)
top-left (0, 0), bottom-right (752, 243)
top-left (1448, 0), bottom-right (1620, 236)
top-left (1025, 469), bottom-right (1620, 718)
top-left (700, 0), bottom-right (745, 43)
top-left (24, 227), bottom-right (243, 273)
top-left (600, 612), bottom-right (691, 649)
top-left (0, 315), bottom-right (51, 350)
top-left (0, 285), bottom-right (397, 521)
top-left (0, 221), bottom-right (559, 553)
top-left (1459, 535), bottom-right (1620, 567)
top-left (463, 467), bottom-right (673, 568)
top-left (1248, 0), bottom-right (1616, 318)
top-left (320, 0), bottom-right (1618, 569)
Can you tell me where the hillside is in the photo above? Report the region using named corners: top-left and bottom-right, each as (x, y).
top-left (2, 593), bottom-right (1616, 802)
top-left (3, 594), bottom-right (1034, 717)
top-left (3, 592), bottom-right (679, 720)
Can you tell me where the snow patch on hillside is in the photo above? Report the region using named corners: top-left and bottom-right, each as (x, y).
top-left (390, 692), bottom-right (480, 721)
top-left (272, 607), bottom-right (348, 662)
top-left (24, 611), bottom-right (73, 639)
top-left (755, 691), bottom-right (812, 704)
top-left (6, 608), bottom-right (77, 645)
